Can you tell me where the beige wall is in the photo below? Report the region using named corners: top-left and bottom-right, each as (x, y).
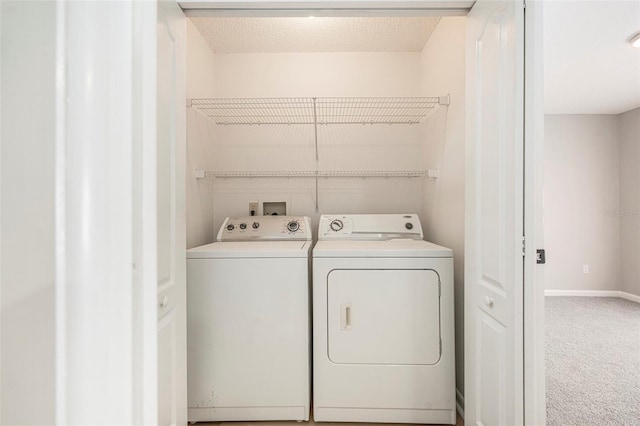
top-left (186, 20), bottom-right (217, 249)
top-left (544, 115), bottom-right (621, 291)
top-left (619, 107), bottom-right (640, 297)
top-left (1, 1), bottom-right (56, 423)
top-left (209, 51), bottom-right (427, 233)
top-left (419, 16), bottom-right (466, 397)
top-left (213, 52), bottom-right (421, 98)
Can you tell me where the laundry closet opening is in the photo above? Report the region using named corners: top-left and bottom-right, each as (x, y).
top-left (184, 12), bottom-right (467, 419)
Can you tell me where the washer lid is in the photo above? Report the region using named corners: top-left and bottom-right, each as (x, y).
top-left (187, 240), bottom-right (313, 259)
top-left (312, 239), bottom-right (452, 258)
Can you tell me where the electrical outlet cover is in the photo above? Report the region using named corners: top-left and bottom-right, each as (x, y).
top-left (249, 202), bottom-right (258, 216)
top-left (263, 201), bottom-right (286, 216)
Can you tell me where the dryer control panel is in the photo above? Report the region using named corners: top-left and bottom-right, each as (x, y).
top-left (217, 216), bottom-right (312, 241)
top-left (318, 214), bottom-right (423, 240)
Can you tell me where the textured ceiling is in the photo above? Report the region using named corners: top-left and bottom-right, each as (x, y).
top-left (189, 17), bottom-right (440, 53)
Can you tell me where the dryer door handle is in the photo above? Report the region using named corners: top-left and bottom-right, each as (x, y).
top-left (341, 304), bottom-right (352, 331)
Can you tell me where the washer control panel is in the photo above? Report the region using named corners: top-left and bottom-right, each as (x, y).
top-left (318, 214), bottom-right (423, 240)
top-left (217, 216), bottom-right (311, 241)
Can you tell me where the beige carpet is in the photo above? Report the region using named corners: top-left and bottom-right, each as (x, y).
top-left (546, 297), bottom-right (640, 426)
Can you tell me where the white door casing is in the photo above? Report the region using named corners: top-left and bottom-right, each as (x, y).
top-left (465, 1), bottom-right (525, 425)
top-left (157, 1), bottom-right (187, 425)
top-left (523, 1), bottom-right (546, 425)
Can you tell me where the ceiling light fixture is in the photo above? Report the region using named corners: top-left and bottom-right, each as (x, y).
top-left (630, 32), bottom-right (640, 48)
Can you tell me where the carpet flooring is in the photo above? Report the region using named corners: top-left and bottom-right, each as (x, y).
top-left (546, 297), bottom-right (640, 426)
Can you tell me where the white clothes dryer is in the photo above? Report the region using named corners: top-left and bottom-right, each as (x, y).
top-left (312, 214), bottom-right (456, 424)
top-left (187, 216), bottom-right (312, 422)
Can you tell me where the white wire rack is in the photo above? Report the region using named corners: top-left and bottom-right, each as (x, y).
top-left (190, 98), bottom-right (315, 125)
top-left (189, 96), bottom-right (448, 125)
top-left (198, 170), bottom-right (438, 179)
top-left (316, 97), bottom-right (443, 124)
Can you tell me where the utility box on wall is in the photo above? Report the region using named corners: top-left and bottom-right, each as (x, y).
top-left (263, 201), bottom-right (287, 216)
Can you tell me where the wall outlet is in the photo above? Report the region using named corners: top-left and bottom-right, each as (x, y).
top-left (249, 202), bottom-right (258, 216)
top-left (583, 264), bottom-right (590, 274)
top-left (263, 201), bottom-right (286, 216)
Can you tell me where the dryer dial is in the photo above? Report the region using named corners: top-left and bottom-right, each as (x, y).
top-left (330, 219), bottom-right (344, 232)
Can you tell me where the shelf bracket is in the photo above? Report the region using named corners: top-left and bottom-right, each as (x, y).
top-left (315, 172), bottom-right (319, 213)
top-left (313, 97), bottom-right (319, 161)
top-left (438, 95), bottom-right (450, 106)
top-left (313, 97), bottom-right (320, 212)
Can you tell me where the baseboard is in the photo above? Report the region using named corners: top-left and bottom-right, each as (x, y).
top-left (545, 290), bottom-right (619, 297)
top-left (620, 291), bottom-right (640, 303)
top-left (545, 290), bottom-right (640, 303)
top-left (455, 388), bottom-right (465, 420)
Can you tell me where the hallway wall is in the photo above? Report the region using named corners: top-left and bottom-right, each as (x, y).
top-left (1, 2), bottom-right (57, 423)
top-left (544, 114), bottom-right (621, 292)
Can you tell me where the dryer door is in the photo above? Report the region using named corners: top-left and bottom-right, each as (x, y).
top-left (327, 269), bottom-right (441, 365)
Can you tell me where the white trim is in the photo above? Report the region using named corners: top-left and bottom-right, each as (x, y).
top-left (61, 2), bottom-right (136, 422)
top-left (0, 3), bottom-right (3, 421)
top-left (131, 1), bottom-right (159, 423)
top-left (179, 0), bottom-right (472, 16)
top-left (455, 388), bottom-right (465, 420)
top-left (184, 8), bottom-right (468, 17)
top-left (622, 292), bottom-right (640, 304)
top-left (545, 290), bottom-right (640, 303)
top-left (524, 0), bottom-right (546, 425)
top-left (54, 0), bottom-right (68, 423)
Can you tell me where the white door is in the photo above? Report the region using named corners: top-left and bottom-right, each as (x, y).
top-left (465, 1), bottom-right (525, 425)
top-left (157, 1), bottom-right (187, 425)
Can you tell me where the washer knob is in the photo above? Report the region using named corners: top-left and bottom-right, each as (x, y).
top-left (226, 224), bottom-right (235, 231)
top-left (239, 223), bottom-right (247, 230)
top-left (287, 221), bottom-right (300, 232)
top-left (330, 219), bottom-right (344, 232)
top-left (405, 222), bottom-right (413, 230)
top-left (252, 222), bottom-right (260, 229)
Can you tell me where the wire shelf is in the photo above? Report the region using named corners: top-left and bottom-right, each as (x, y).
top-left (190, 97), bottom-right (316, 125)
top-left (189, 97), bottom-right (446, 125)
top-left (316, 97), bottom-right (441, 124)
top-left (200, 170), bottom-right (438, 179)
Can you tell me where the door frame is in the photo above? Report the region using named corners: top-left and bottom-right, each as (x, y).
top-left (54, 1), bottom-right (160, 423)
top-left (523, 1), bottom-right (546, 425)
top-left (176, 1), bottom-right (546, 424)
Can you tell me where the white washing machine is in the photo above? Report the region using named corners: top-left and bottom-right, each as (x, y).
top-left (312, 214), bottom-right (456, 424)
top-left (187, 216), bottom-right (312, 422)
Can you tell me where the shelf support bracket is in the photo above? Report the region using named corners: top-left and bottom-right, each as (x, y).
top-left (315, 172), bottom-right (319, 213)
top-left (313, 97), bottom-right (319, 160)
top-left (313, 97), bottom-right (320, 212)
top-left (438, 95), bottom-right (450, 106)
